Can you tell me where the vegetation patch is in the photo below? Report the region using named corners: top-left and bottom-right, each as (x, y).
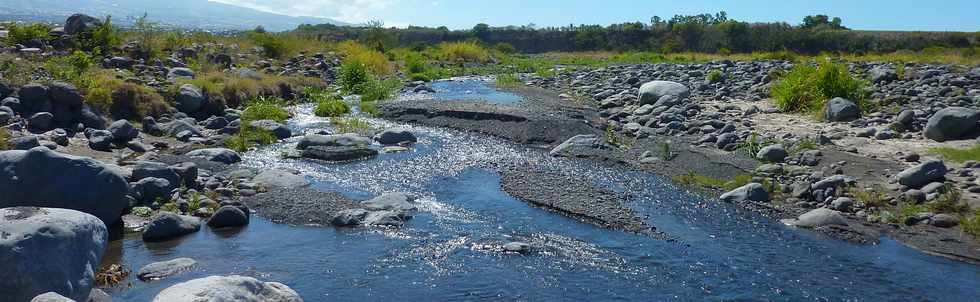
top-left (495, 73), bottom-right (522, 88)
top-left (929, 144), bottom-right (980, 163)
top-left (674, 171), bottom-right (753, 192)
top-left (437, 41), bottom-right (491, 63)
top-left (240, 97), bottom-right (289, 122)
top-left (314, 98), bottom-right (350, 117)
top-left (771, 60), bottom-right (867, 116)
top-left (962, 211), bottom-right (980, 238)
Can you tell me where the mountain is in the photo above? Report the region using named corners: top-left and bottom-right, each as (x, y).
top-left (0, 0), bottom-right (347, 31)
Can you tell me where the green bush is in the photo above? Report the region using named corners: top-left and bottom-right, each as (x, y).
top-left (771, 60), bottom-right (867, 116)
top-left (241, 97), bottom-right (289, 122)
top-left (356, 77), bottom-right (400, 103)
top-left (45, 51), bottom-right (95, 83)
top-left (706, 70), bottom-right (724, 84)
top-left (928, 185), bottom-right (970, 215)
top-left (494, 42), bottom-right (517, 54)
top-left (247, 31), bottom-right (286, 58)
top-left (339, 60), bottom-right (370, 93)
top-left (5, 23), bottom-right (52, 46)
top-left (225, 125), bottom-right (277, 152)
top-left (314, 98), bottom-right (350, 117)
top-left (75, 16), bottom-right (121, 56)
top-left (131, 206), bottom-right (153, 218)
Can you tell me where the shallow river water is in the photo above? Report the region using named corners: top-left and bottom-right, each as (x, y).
top-left (107, 81), bottom-right (980, 301)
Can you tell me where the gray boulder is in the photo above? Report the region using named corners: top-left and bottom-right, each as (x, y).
top-left (361, 192), bottom-right (416, 211)
top-left (362, 210), bottom-right (410, 226)
top-left (249, 119), bottom-right (291, 139)
top-left (756, 144), bottom-right (788, 163)
top-left (930, 214), bottom-right (959, 228)
top-left (301, 146), bottom-right (378, 162)
top-left (784, 208), bottom-right (848, 228)
top-left (142, 212), bottom-right (202, 242)
top-left (138, 258), bottom-right (197, 281)
top-left (132, 161), bottom-right (181, 186)
top-left (720, 183), bottom-right (769, 202)
top-left (503, 241), bottom-right (531, 253)
top-left (824, 97), bottom-right (860, 122)
top-left (168, 68), bottom-right (195, 80)
top-left (65, 14), bottom-right (102, 35)
top-left (252, 169), bottom-right (309, 189)
top-left (638, 81), bottom-right (689, 105)
top-left (207, 206), bottom-right (249, 228)
top-left (896, 160), bottom-right (947, 188)
top-left (87, 130), bottom-right (113, 151)
top-left (374, 128), bottom-right (417, 145)
top-left (869, 66), bottom-right (897, 83)
top-left (830, 197), bottom-right (855, 212)
top-left (185, 148), bottom-right (241, 164)
top-left (176, 84), bottom-right (205, 113)
top-left (29, 112), bottom-right (54, 131)
top-left (108, 120), bottom-right (139, 143)
top-left (152, 275), bottom-right (302, 302)
top-left (296, 133), bottom-right (372, 150)
top-left (0, 207), bottom-right (107, 302)
top-left (331, 209), bottom-right (369, 226)
top-left (132, 177), bottom-right (174, 205)
top-left (549, 134), bottom-right (602, 157)
top-left (0, 147), bottom-right (129, 224)
top-left (8, 135), bottom-right (41, 150)
top-left (31, 292), bottom-right (75, 302)
top-left (923, 107), bottom-right (980, 142)
top-left (163, 119), bottom-right (202, 137)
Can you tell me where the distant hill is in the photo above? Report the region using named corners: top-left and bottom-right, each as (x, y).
top-left (0, 0), bottom-right (347, 31)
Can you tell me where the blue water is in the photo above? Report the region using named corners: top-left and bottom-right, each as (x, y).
top-left (105, 82), bottom-right (980, 301)
top-left (422, 78), bottom-right (524, 104)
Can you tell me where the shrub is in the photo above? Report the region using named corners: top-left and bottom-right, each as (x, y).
top-left (928, 185), bottom-right (970, 215)
top-left (847, 184), bottom-right (889, 208)
top-left (5, 22), bottom-right (52, 46)
top-left (736, 133), bottom-right (778, 157)
top-left (241, 97), bottom-right (289, 122)
top-left (45, 51), bottom-right (95, 83)
top-left (0, 53), bottom-right (37, 86)
top-left (131, 206), bottom-right (153, 218)
top-left (109, 83), bottom-right (169, 119)
top-left (225, 121), bottom-right (277, 152)
top-left (404, 51), bottom-right (441, 81)
top-left (494, 42), bottom-right (517, 54)
top-left (338, 41), bottom-right (392, 75)
top-left (355, 77), bottom-right (400, 103)
top-left (339, 60), bottom-right (370, 93)
top-left (771, 60), bottom-right (867, 116)
top-left (330, 117), bottom-right (373, 135)
top-left (314, 98), bottom-right (350, 117)
top-left (76, 16), bottom-right (121, 55)
top-left (896, 202), bottom-right (928, 223)
top-left (247, 31), bottom-right (286, 58)
top-left (706, 70), bottom-right (724, 84)
top-left (437, 41), bottom-right (491, 63)
top-left (359, 101), bottom-right (379, 117)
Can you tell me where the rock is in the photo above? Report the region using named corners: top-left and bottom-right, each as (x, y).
top-left (249, 119), bottom-right (291, 139)
top-left (164, 119), bottom-right (202, 137)
top-left (132, 161), bottom-right (181, 186)
top-left (301, 146), bottom-right (378, 162)
top-left (923, 107), bottom-right (980, 142)
top-left (904, 189), bottom-right (927, 203)
top-left (896, 160), bottom-right (947, 188)
top-left (638, 81), bottom-right (690, 105)
top-left (896, 110), bottom-right (915, 126)
top-left (168, 68), bottom-right (195, 80)
top-left (207, 206), bottom-right (249, 228)
top-left (549, 134), bottom-right (602, 157)
top-left (715, 133), bottom-right (736, 149)
top-left (503, 241), bottom-right (532, 253)
top-left (374, 128), bottom-right (417, 145)
top-left (811, 175), bottom-right (847, 191)
top-left (756, 144), bottom-right (788, 163)
top-left (31, 292), bottom-right (75, 302)
top-left (824, 97), bottom-right (860, 122)
top-left (362, 210), bottom-right (409, 226)
top-left (8, 135), bottom-right (41, 150)
top-left (252, 169), bottom-right (309, 189)
top-left (176, 84), bottom-right (204, 113)
top-left (137, 258), bottom-right (197, 281)
top-left (171, 162), bottom-right (198, 188)
top-left (185, 148), bottom-right (241, 164)
top-left (133, 177), bottom-right (173, 205)
top-left (869, 66), bottom-right (897, 83)
top-left (142, 117), bottom-right (165, 136)
top-left (87, 130), bottom-right (113, 151)
top-left (719, 183), bottom-right (769, 203)
top-left (361, 192), bottom-right (415, 211)
top-left (152, 275), bottom-right (302, 302)
top-left (0, 147), bottom-right (129, 224)
top-left (142, 212), bottom-right (202, 242)
top-left (107, 120), bottom-right (139, 143)
top-left (296, 133), bottom-right (372, 150)
top-left (930, 214), bottom-right (959, 228)
top-left (0, 207), bottom-right (107, 302)
top-left (830, 197), bottom-right (855, 212)
top-left (65, 14), bottom-right (102, 35)
top-left (203, 116), bottom-right (228, 129)
top-left (29, 112), bottom-right (54, 131)
top-left (784, 208), bottom-right (848, 227)
top-left (331, 209), bottom-right (369, 226)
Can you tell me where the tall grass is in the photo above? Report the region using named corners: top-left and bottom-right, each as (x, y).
top-left (771, 59), bottom-right (867, 116)
top-left (338, 41), bottom-right (392, 75)
top-left (495, 73), bottom-right (522, 88)
top-left (929, 144), bottom-right (980, 163)
top-left (241, 97), bottom-right (289, 122)
top-left (437, 41), bottom-right (491, 63)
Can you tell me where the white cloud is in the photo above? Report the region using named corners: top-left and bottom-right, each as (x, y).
top-left (208, 0), bottom-right (395, 23)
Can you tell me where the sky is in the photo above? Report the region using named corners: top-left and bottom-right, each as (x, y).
top-left (208, 0), bottom-right (980, 32)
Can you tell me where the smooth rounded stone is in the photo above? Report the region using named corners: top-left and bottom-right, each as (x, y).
top-left (29, 112), bottom-right (54, 131)
top-left (715, 133), bottom-right (736, 149)
top-left (31, 292), bottom-right (75, 302)
top-left (168, 67), bottom-right (195, 80)
top-left (152, 275), bottom-right (303, 302)
top-left (44, 129), bottom-right (69, 146)
top-left (638, 81), bottom-right (690, 105)
top-left (783, 208), bottom-right (848, 228)
top-left (0, 147), bottom-right (129, 224)
top-left (374, 128), bottom-right (417, 145)
top-left (138, 258), bottom-right (197, 281)
top-left (8, 135), bottom-right (41, 150)
top-left (869, 66), bottom-right (897, 83)
top-left (132, 161), bottom-right (181, 185)
top-left (176, 84), bottom-right (204, 113)
top-left (799, 150), bottom-right (822, 166)
top-left (921, 182), bottom-right (947, 194)
top-left (719, 183), bottom-right (769, 203)
top-left (830, 197), bottom-right (855, 212)
top-left (929, 214), bottom-right (959, 228)
top-left (502, 241), bottom-right (532, 253)
top-left (549, 134), bottom-right (602, 157)
top-left (296, 133), bottom-right (372, 150)
top-left (823, 97), bottom-right (860, 122)
top-left (331, 208), bottom-right (369, 226)
top-left (87, 130), bottom-right (113, 151)
top-left (896, 110), bottom-right (915, 125)
top-left (896, 160), bottom-right (947, 189)
top-left (142, 212), bottom-right (202, 242)
top-left (133, 177), bottom-right (173, 205)
top-left (811, 175), bottom-right (848, 191)
top-left (249, 119), bottom-right (291, 139)
top-left (107, 119), bottom-right (139, 142)
top-left (163, 119), bottom-right (203, 137)
top-left (171, 162), bottom-right (198, 187)
top-left (924, 107), bottom-right (980, 142)
top-left (203, 116), bottom-right (229, 129)
top-left (185, 148), bottom-right (241, 164)
top-left (904, 189), bottom-right (927, 203)
top-left (65, 13), bottom-right (101, 35)
top-left (875, 129), bottom-right (896, 140)
top-left (362, 210), bottom-right (409, 226)
top-left (207, 206), bottom-right (249, 228)
top-left (361, 192), bottom-right (416, 211)
top-left (855, 127), bottom-right (876, 138)
top-left (252, 169), bottom-right (309, 189)
top-left (756, 144), bottom-right (788, 163)
top-left (0, 207), bottom-right (107, 302)
top-left (301, 145), bottom-right (378, 162)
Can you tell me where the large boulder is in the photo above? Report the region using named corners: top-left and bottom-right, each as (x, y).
top-left (923, 107), bottom-right (980, 142)
top-left (176, 84), bottom-right (205, 113)
top-left (47, 82), bottom-right (83, 126)
top-left (719, 183), bottom-right (769, 203)
top-left (783, 208), bottom-right (848, 228)
top-left (896, 160), bottom-right (947, 189)
top-left (0, 207), bottom-right (108, 301)
top-left (65, 14), bottom-right (102, 35)
top-left (137, 258), bottom-right (197, 281)
top-left (374, 128), bottom-right (417, 145)
top-left (869, 66), bottom-right (897, 83)
top-left (31, 292), bottom-right (75, 302)
top-left (756, 144), bottom-right (788, 163)
top-left (152, 275), bottom-right (303, 302)
top-left (301, 146), bottom-right (378, 162)
top-left (549, 134), bottom-right (603, 157)
top-left (252, 169), bottom-right (309, 189)
top-left (823, 97), bottom-right (860, 122)
top-left (132, 177), bottom-right (174, 205)
top-left (132, 161), bottom-right (181, 186)
top-left (185, 148), bottom-right (242, 164)
top-left (0, 147), bottom-right (129, 225)
top-left (361, 192), bottom-right (415, 211)
top-left (207, 206), bottom-right (249, 228)
top-left (29, 112), bottom-right (54, 131)
top-left (638, 81), bottom-right (689, 105)
top-left (142, 212), bottom-right (202, 242)
top-left (107, 119), bottom-right (139, 143)
top-left (296, 133), bottom-right (372, 150)
top-left (19, 83), bottom-right (51, 113)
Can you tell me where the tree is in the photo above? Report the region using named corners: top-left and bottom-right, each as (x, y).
top-left (472, 23), bottom-right (491, 41)
top-left (801, 15), bottom-right (848, 30)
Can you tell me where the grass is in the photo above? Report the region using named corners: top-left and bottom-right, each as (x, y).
top-left (3, 22), bottom-right (52, 46)
top-left (674, 171), bottom-right (753, 192)
top-left (314, 98), bottom-right (350, 117)
top-left (339, 40), bottom-right (392, 76)
top-left (962, 211), bottom-right (980, 237)
top-left (130, 206), bottom-right (153, 218)
top-left (659, 140), bottom-right (675, 160)
top-left (846, 184), bottom-right (890, 208)
top-left (736, 133), bottom-right (778, 158)
top-left (896, 202), bottom-right (928, 224)
top-left (0, 128), bottom-right (9, 151)
top-left (330, 117), bottom-right (374, 135)
top-left (927, 185), bottom-right (970, 215)
top-left (603, 125), bottom-right (635, 150)
top-left (241, 97), bottom-right (289, 122)
top-left (771, 59), bottom-right (868, 116)
top-left (436, 41), bottom-right (491, 63)
top-left (929, 144), bottom-right (980, 163)
top-left (225, 125), bottom-right (277, 152)
top-left (359, 101), bottom-right (380, 117)
top-left (706, 70), bottom-right (724, 84)
top-left (495, 73), bottom-right (522, 88)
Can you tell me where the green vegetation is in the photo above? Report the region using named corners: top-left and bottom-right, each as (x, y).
top-left (0, 128), bottom-right (10, 150)
top-left (248, 31), bottom-right (287, 58)
top-left (706, 70), bottom-right (724, 84)
top-left (603, 125), bottom-right (635, 150)
top-left (330, 117), bottom-right (373, 135)
top-left (241, 97), bottom-right (289, 122)
top-left (674, 171), bottom-right (753, 191)
top-left (927, 185), bottom-right (970, 215)
top-left (359, 101), bottom-right (380, 117)
top-left (962, 211), bottom-right (980, 237)
top-left (3, 22), bottom-right (52, 46)
top-left (226, 123), bottom-right (277, 152)
top-left (659, 140), bottom-right (675, 160)
top-left (495, 73), bottom-right (522, 88)
top-left (75, 16), bottom-right (121, 56)
top-left (314, 98), bottom-right (350, 117)
top-left (437, 41), bottom-right (491, 63)
top-left (131, 206), bottom-right (153, 218)
top-left (771, 60), bottom-right (867, 116)
top-left (846, 184), bottom-right (889, 208)
top-left (736, 133), bottom-right (778, 158)
top-left (929, 144), bottom-right (980, 163)
top-left (45, 50), bottom-right (95, 83)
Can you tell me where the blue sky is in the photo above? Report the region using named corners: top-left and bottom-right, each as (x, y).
top-left (211, 0), bottom-right (980, 31)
